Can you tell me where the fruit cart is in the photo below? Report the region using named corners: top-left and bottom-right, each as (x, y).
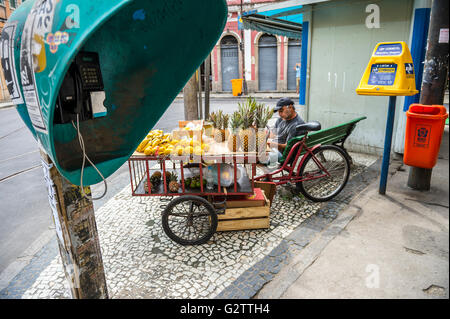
top-left (128, 151), bottom-right (260, 245)
top-left (128, 125), bottom-right (351, 246)
top-left (129, 99), bottom-right (351, 245)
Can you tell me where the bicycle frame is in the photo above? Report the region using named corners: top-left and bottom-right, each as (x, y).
top-left (254, 133), bottom-right (331, 186)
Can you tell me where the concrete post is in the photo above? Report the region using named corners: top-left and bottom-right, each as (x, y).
top-left (184, 73), bottom-right (199, 121)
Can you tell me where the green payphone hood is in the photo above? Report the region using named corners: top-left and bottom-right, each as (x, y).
top-left (2, 0), bottom-right (227, 186)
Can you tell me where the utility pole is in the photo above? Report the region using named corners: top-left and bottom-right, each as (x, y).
top-left (407, 0), bottom-right (449, 190)
top-left (184, 72), bottom-right (199, 121)
top-left (41, 150), bottom-right (108, 299)
top-left (205, 53), bottom-right (211, 119)
top-left (240, 0), bottom-right (248, 95)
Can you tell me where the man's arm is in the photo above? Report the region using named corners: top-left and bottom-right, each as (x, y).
top-left (267, 140), bottom-right (287, 151)
top-left (269, 118), bottom-right (281, 139)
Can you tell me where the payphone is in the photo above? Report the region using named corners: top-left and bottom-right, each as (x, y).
top-left (54, 51), bottom-right (107, 125)
top-left (0, 0), bottom-right (228, 188)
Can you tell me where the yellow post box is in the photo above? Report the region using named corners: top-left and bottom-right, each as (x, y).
top-left (356, 41), bottom-right (419, 195)
top-left (356, 41), bottom-right (418, 96)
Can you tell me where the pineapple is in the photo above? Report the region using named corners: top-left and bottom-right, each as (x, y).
top-left (152, 171), bottom-right (162, 180)
top-left (221, 113), bottom-right (230, 142)
top-left (238, 97), bottom-right (257, 152)
top-left (209, 111), bottom-right (229, 143)
top-left (150, 171), bottom-right (162, 188)
top-left (208, 112), bottom-right (221, 143)
top-left (168, 172), bottom-right (180, 193)
top-left (227, 112), bottom-right (242, 152)
top-left (254, 103), bottom-right (273, 154)
top-left (208, 112), bottom-right (219, 129)
top-left (164, 171), bottom-right (172, 186)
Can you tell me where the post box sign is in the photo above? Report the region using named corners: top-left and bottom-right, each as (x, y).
top-left (0, 0), bottom-right (228, 186)
top-left (356, 41), bottom-right (419, 96)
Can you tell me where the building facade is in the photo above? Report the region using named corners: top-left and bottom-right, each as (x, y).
top-left (1, 0), bottom-right (24, 101)
top-left (211, 0), bottom-right (302, 93)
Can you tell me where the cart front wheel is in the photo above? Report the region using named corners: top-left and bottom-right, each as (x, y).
top-left (162, 195), bottom-right (218, 245)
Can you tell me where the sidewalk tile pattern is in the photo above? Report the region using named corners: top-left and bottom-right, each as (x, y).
top-left (19, 154), bottom-right (377, 299)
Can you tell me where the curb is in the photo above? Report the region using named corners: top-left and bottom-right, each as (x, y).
top-left (0, 102), bottom-right (14, 110)
top-left (175, 94), bottom-right (300, 100)
top-left (0, 229), bottom-right (56, 296)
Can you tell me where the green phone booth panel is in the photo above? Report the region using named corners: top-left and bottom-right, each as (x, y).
top-left (2, 0), bottom-right (227, 186)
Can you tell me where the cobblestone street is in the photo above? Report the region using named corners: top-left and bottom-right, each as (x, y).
top-left (12, 153), bottom-right (378, 299)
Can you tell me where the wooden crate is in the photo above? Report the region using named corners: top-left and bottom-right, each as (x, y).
top-left (216, 192), bottom-right (270, 232)
top-left (254, 181), bottom-right (276, 207)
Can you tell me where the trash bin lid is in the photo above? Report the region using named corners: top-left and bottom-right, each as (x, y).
top-left (407, 104), bottom-right (448, 119)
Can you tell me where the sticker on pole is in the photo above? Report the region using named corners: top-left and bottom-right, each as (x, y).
top-left (0, 21), bottom-right (24, 105)
top-left (20, 0), bottom-right (57, 134)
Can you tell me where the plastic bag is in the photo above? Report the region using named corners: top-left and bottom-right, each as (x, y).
top-left (206, 164), bottom-right (247, 187)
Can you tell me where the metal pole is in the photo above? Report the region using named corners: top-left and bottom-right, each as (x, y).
top-left (198, 68), bottom-right (203, 119)
top-left (205, 53), bottom-right (211, 119)
top-left (240, 0), bottom-right (248, 95)
top-left (408, 0), bottom-right (449, 190)
top-left (379, 96), bottom-right (397, 195)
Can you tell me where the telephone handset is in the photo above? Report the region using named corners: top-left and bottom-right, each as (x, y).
top-left (54, 51), bottom-right (107, 124)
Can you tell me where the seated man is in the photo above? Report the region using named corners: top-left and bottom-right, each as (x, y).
top-left (266, 98), bottom-right (306, 164)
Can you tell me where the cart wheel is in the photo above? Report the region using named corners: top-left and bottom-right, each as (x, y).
top-left (162, 195), bottom-right (218, 245)
top-left (296, 145), bottom-right (350, 202)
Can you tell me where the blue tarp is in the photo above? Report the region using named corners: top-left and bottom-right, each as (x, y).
top-left (258, 5), bottom-right (303, 24)
top-left (241, 4), bottom-right (303, 39)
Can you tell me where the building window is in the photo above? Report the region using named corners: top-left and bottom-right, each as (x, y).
top-left (10, 0), bottom-right (17, 9)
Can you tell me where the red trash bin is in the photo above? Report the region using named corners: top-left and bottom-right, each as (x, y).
top-left (404, 104), bottom-right (448, 169)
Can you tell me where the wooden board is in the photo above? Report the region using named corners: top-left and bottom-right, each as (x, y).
top-left (216, 217), bottom-right (269, 232)
top-left (219, 197), bottom-right (270, 220)
top-left (216, 194), bottom-right (270, 231)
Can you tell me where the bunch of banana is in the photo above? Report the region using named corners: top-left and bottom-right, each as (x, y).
top-left (136, 130), bottom-right (179, 157)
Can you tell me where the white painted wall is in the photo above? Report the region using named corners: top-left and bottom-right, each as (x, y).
top-left (305, 0), bottom-right (415, 155)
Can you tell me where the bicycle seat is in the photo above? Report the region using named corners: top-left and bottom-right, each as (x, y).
top-left (296, 121), bottom-right (321, 133)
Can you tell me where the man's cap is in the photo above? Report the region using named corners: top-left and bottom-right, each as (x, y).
top-left (274, 98), bottom-right (294, 112)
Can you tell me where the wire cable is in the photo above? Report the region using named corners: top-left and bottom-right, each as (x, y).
top-left (71, 114), bottom-right (108, 200)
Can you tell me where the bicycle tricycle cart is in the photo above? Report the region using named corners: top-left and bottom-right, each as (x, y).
top-left (128, 121), bottom-right (351, 245)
